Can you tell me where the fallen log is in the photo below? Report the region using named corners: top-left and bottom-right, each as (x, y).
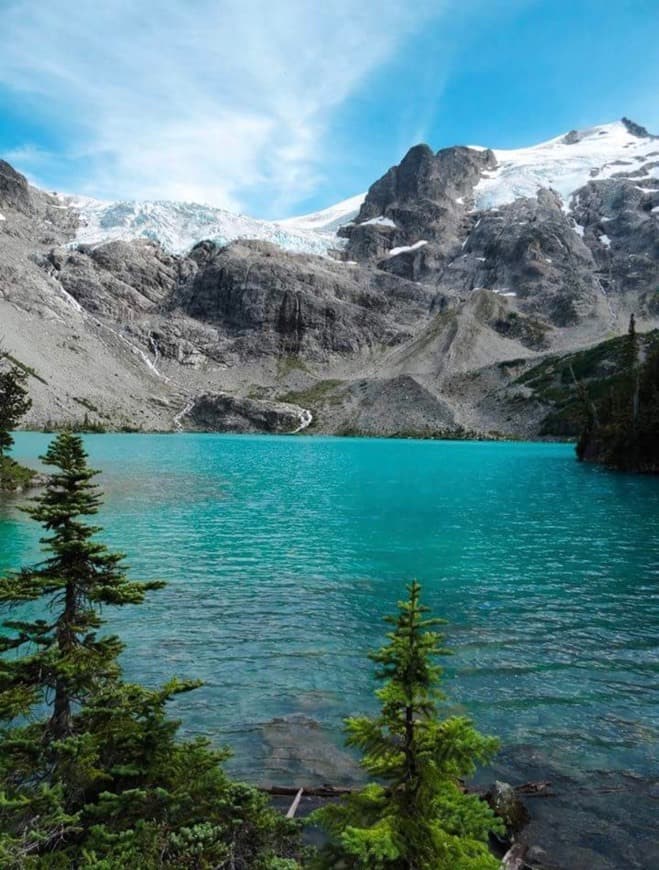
top-left (262, 780), bottom-right (551, 799)
top-left (263, 784), bottom-right (357, 798)
top-left (286, 787), bottom-right (304, 819)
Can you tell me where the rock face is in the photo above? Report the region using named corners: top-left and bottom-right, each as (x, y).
top-left (183, 393), bottom-right (311, 434)
top-left (48, 240), bottom-right (191, 317)
top-left (0, 117), bottom-right (658, 436)
top-left (0, 160), bottom-right (33, 214)
top-left (342, 144), bottom-right (496, 263)
top-left (456, 189), bottom-right (599, 326)
top-left (170, 240), bottom-right (436, 361)
top-left (571, 178), bottom-right (659, 319)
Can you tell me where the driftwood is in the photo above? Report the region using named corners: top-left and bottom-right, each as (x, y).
top-left (264, 784), bottom-right (356, 798)
top-left (285, 787), bottom-right (304, 819)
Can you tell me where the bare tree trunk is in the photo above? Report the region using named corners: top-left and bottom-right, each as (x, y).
top-left (49, 581), bottom-right (76, 739)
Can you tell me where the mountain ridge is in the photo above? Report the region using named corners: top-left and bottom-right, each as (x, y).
top-left (1, 117), bottom-right (657, 438)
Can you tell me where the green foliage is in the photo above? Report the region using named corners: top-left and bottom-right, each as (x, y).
top-left (0, 457), bottom-right (35, 492)
top-left (2, 353), bottom-right (48, 385)
top-left (277, 379), bottom-right (345, 409)
top-left (312, 581), bottom-right (501, 869)
top-left (513, 329), bottom-right (659, 438)
top-left (41, 416), bottom-right (108, 434)
top-left (0, 432), bottom-right (301, 867)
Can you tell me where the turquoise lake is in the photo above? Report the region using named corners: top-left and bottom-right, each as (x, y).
top-left (1, 433), bottom-right (658, 867)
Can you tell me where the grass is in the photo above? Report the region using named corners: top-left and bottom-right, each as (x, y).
top-left (276, 355), bottom-right (310, 379)
top-left (277, 379), bottom-right (345, 407)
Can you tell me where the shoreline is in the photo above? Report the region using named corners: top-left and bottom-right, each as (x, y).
top-left (16, 426), bottom-right (576, 445)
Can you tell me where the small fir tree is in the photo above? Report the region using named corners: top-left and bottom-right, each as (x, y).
top-left (312, 581), bottom-right (501, 870)
top-left (0, 358), bottom-right (31, 461)
top-left (0, 356), bottom-right (33, 490)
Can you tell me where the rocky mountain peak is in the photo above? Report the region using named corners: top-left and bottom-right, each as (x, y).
top-left (621, 117), bottom-right (652, 138)
top-left (0, 159), bottom-right (32, 214)
top-left (354, 142), bottom-right (496, 223)
top-left (343, 143), bottom-right (497, 263)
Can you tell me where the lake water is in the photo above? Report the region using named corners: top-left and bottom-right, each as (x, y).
top-left (2, 433), bottom-right (658, 868)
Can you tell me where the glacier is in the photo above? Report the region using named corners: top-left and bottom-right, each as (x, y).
top-left (56, 120), bottom-right (657, 257)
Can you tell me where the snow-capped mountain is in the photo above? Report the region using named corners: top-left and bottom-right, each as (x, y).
top-left (472, 119), bottom-right (658, 210)
top-left (1, 116), bottom-right (658, 438)
top-left (55, 119), bottom-right (657, 259)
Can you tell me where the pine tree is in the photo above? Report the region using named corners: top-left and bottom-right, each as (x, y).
top-left (0, 356), bottom-right (33, 490)
top-left (0, 358), bottom-right (31, 461)
top-left (0, 431), bottom-right (164, 740)
top-left (312, 581), bottom-right (502, 869)
top-left (0, 432), bottom-right (301, 867)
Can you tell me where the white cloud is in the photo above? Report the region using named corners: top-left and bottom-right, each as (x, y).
top-left (0, 0), bottom-right (446, 214)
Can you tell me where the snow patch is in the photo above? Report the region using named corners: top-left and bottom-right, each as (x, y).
top-left (388, 240), bottom-right (428, 257)
top-left (362, 215), bottom-right (397, 228)
top-left (278, 192), bottom-right (365, 233)
top-left (599, 234), bottom-right (611, 247)
top-left (0, 212), bottom-right (5, 221)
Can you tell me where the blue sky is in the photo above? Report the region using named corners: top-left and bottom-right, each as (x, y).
top-left (1, 0), bottom-right (658, 218)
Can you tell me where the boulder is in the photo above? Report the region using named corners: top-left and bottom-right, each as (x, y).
top-left (485, 780), bottom-right (530, 834)
top-left (182, 392), bottom-right (311, 434)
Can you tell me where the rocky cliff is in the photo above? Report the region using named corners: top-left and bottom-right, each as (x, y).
top-left (1, 119), bottom-right (658, 437)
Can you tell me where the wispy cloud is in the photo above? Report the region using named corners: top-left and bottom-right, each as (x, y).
top-left (0, 0), bottom-right (447, 214)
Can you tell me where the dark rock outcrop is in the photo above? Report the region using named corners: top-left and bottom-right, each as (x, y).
top-left (342, 143), bottom-right (496, 263)
top-left (48, 240), bottom-right (193, 317)
top-left (456, 189), bottom-right (599, 326)
top-left (0, 160), bottom-right (32, 214)
top-left (183, 392), bottom-right (311, 434)
top-left (485, 780), bottom-right (531, 835)
top-left (571, 178), bottom-right (659, 318)
top-left (169, 240), bottom-right (437, 361)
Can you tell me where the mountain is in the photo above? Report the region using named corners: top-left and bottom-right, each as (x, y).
top-left (1, 118), bottom-right (657, 437)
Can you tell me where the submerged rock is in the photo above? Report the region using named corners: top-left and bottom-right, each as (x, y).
top-left (260, 714), bottom-right (361, 786)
